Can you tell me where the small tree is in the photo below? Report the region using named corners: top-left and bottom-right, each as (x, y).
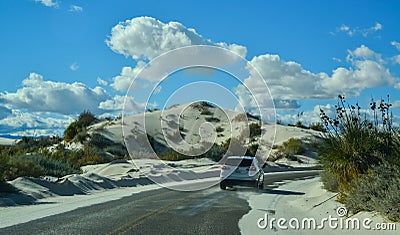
top-left (64, 110), bottom-right (98, 142)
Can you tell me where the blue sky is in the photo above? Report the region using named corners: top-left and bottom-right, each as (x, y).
top-left (0, 0), bottom-right (400, 136)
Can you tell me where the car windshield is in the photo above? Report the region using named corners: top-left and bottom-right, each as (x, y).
top-left (224, 158), bottom-right (253, 167)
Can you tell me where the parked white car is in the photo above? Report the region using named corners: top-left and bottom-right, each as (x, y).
top-left (219, 156), bottom-right (264, 190)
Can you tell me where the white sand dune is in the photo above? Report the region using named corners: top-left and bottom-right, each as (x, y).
top-left (0, 158), bottom-right (220, 207)
top-left (0, 137), bottom-right (17, 146)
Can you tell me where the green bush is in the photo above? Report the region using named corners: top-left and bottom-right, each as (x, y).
top-left (14, 136), bottom-right (61, 153)
top-left (249, 122), bottom-right (261, 138)
top-left (279, 138), bottom-right (306, 155)
top-left (88, 133), bottom-right (114, 149)
top-left (318, 96), bottom-right (398, 191)
top-left (346, 164), bottom-right (400, 221)
top-left (320, 170), bottom-right (339, 192)
top-left (270, 138), bottom-right (305, 163)
top-left (318, 95), bottom-right (400, 222)
top-left (0, 154), bottom-right (9, 182)
top-left (200, 109), bottom-right (213, 115)
top-left (104, 145), bottom-right (128, 157)
top-left (309, 122), bottom-right (326, 132)
top-left (77, 110), bottom-right (99, 128)
top-left (159, 144), bottom-right (226, 162)
top-left (221, 138), bottom-right (247, 156)
top-left (0, 153), bottom-right (80, 181)
top-left (245, 143), bottom-right (259, 157)
top-left (205, 117), bottom-right (220, 122)
top-left (295, 121), bottom-right (308, 129)
top-left (64, 121), bottom-right (79, 142)
top-left (246, 112), bottom-right (261, 121)
top-left (1, 155), bottom-right (45, 181)
top-left (29, 154), bottom-right (80, 177)
top-left (64, 110), bottom-right (99, 142)
top-left (215, 126), bottom-right (224, 133)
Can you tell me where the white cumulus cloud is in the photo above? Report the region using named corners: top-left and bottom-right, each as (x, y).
top-left (70, 62), bottom-right (79, 71)
top-left (0, 73), bottom-right (110, 115)
top-left (35, 0), bottom-right (58, 8)
top-left (0, 110), bottom-right (73, 136)
top-left (98, 95), bottom-right (144, 113)
top-left (391, 41), bottom-right (400, 51)
top-left (335, 22), bottom-right (383, 37)
top-left (69, 5), bottom-right (83, 12)
top-left (110, 61), bottom-right (146, 92)
top-left (106, 16), bottom-right (247, 60)
top-left (97, 77), bottom-right (108, 86)
top-left (238, 45), bottom-right (398, 111)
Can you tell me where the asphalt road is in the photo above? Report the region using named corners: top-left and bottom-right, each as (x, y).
top-left (0, 170), bottom-right (320, 235)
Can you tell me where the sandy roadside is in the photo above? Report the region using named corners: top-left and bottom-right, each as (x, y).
top-left (239, 177), bottom-right (399, 235)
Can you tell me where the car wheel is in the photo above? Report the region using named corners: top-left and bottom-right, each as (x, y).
top-left (220, 181), bottom-right (226, 190)
top-left (257, 172), bottom-right (264, 190)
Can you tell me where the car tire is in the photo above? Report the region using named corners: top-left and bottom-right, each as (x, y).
top-left (257, 172), bottom-right (264, 190)
top-left (220, 181), bottom-right (226, 190)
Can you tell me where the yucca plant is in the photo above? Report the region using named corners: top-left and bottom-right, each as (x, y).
top-left (318, 95), bottom-right (398, 194)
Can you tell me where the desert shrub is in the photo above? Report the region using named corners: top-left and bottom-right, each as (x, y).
top-left (202, 144), bottom-right (226, 161)
top-left (64, 110), bottom-right (99, 142)
top-left (64, 121), bottom-right (79, 142)
top-left (159, 143), bottom-right (226, 161)
top-left (249, 122), bottom-right (262, 138)
top-left (28, 154), bottom-right (80, 177)
top-left (320, 170), bottom-right (339, 192)
top-left (271, 138), bottom-right (305, 163)
top-left (14, 136), bottom-right (61, 153)
top-left (0, 154), bottom-right (9, 182)
top-left (318, 95), bottom-right (398, 192)
top-left (75, 129), bottom-right (88, 143)
top-left (232, 113), bottom-right (247, 122)
top-left (246, 112), bottom-right (261, 121)
top-left (279, 138), bottom-right (306, 155)
top-left (215, 126), bottom-right (224, 133)
top-left (78, 145), bottom-right (112, 166)
top-left (295, 121), bottom-right (308, 129)
top-left (200, 109), bottom-right (213, 115)
top-left (104, 145), bottom-right (128, 157)
top-left (221, 138), bottom-right (247, 156)
top-left (345, 164), bottom-right (400, 221)
top-left (245, 143), bottom-right (259, 157)
top-left (159, 149), bottom-right (190, 161)
top-left (191, 101), bottom-right (214, 110)
top-left (318, 93), bottom-right (400, 222)
top-left (87, 133), bottom-right (114, 149)
top-left (77, 110), bottom-right (99, 127)
top-left (146, 108), bottom-right (159, 112)
top-left (205, 117), bottom-right (220, 122)
top-left (309, 122), bottom-right (326, 132)
top-left (0, 153), bottom-right (79, 181)
top-left (51, 143), bottom-right (113, 168)
top-left (1, 155), bottom-right (45, 181)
